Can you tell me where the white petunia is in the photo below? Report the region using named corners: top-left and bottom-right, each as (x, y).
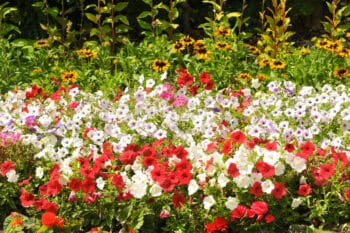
top-left (150, 184), bottom-right (162, 197)
top-left (188, 179), bottom-right (199, 195)
top-left (261, 179), bottom-right (274, 194)
top-left (225, 196), bottom-right (238, 210)
top-left (6, 170), bottom-right (19, 183)
top-left (203, 195), bottom-right (216, 210)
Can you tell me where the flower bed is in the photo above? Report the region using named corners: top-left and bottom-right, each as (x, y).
top-left (1, 70), bottom-right (350, 232)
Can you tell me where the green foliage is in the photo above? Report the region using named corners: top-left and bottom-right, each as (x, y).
top-left (257, 0), bottom-right (294, 58)
top-left (0, 2), bottom-right (20, 39)
top-left (321, 0), bottom-right (350, 40)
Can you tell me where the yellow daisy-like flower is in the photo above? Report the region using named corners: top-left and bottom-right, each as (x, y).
top-left (325, 40), bottom-right (343, 53)
top-left (256, 74), bottom-right (268, 80)
top-left (76, 49), bottom-right (98, 59)
top-left (194, 40), bottom-right (206, 50)
top-left (61, 71), bottom-right (78, 83)
top-left (258, 58), bottom-right (270, 68)
top-left (237, 73), bottom-right (251, 82)
top-left (269, 60), bottom-right (286, 70)
top-left (151, 59), bottom-right (170, 72)
top-left (171, 41), bottom-right (186, 53)
top-left (215, 41), bottom-right (232, 51)
top-left (333, 67), bottom-right (350, 78)
top-left (214, 26), bottom-right (231, 37)
top-left (34, 39), bottom-right (49, 48)
top-left (194, 46), bottom-right (210, 61)
top-left (315, 40), bottom-right (330, 49)
top-left (180, 35), bottom-right (195, 46)
top-left (346, 32), bottom-right (350, 38)
top-left (336, 48), bottom-right (350, 58)
top-left (244, 44), bottom-right (259, 54)
top-left (300, 48), bottom-right (311, 56)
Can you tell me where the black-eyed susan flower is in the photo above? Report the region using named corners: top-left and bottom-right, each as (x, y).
top-left (76, 49), bottom-right (98, 59)
top-left (180, 35), bottom-right (195, 46)
top-left (152, 59), bottom-right (170, 72)
top-left (256, 74), bottom-right (268, 80)
top-left (34, 39), bottom-right (49, 48)
top-left (258, 58), bottom-right (270, 68)
top-left (61, 71), bottom-right (78, 82)
top-left (315, 39), bottom-right (330, 49)
top-left (269, 60), bottom-right (286, 70)
top-left (194, 40), bottom-right (206, 50)
top-left (336, 48), bottom-right (350, 58)
top-left (237, 73), bottom-right (251, 82)
top-left (325, 40), bottom-right (342, 53)
top-left (333, 67), bottom-right (350, 78)
top-left (346, 32), bottom-right (350, 38)
top-left (244, 44), bottom-right (259, 54)
top-left (215, 41), bottom-right (232, 51)
top-left (300, 48), bottom-right (311, 56)
top-left (214, 26), bottom-right (231, 37)
top-left (171, 40), bottom-right (186, 53)
top-left (194, 46), bottom-right (210, 61)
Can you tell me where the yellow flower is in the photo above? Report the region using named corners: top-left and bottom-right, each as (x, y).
top-left (315, 39), bottom-right (330, 49)
top-left (346, 32), bottom-right (350, 38)
top-left (214, 26), bottom-right (231, 37)
top-left (171, 41), bottom-right (186, 53)
top-left (237, 73), bottom-right (251, 81)
top-left (258, 58), bottom-right (270, 68)
top-left (194, 46), bottom-right (210, 61)
top-left (336, 48), bottom-right (350, 58)
top-left (333, 67), bottom-right (350, 78)
top-left (244, 44), bottom-right (259, 54)
top-left (32, 68), bottom-right (42, 74)
top-left (300, 48), bottom-right (311, 56)
top-left (215, 41), bottom-right (232, 51)
top-left (76, 49), bottom-right (98, 59)
top-left (34, 39), bottom-right (49, 48)
top-left (324, 40), bottom-right (343, 53)
top-left (269, 60), bottom-right (286, 70)
top-left (61, 71), bottom-right (78, 82)
top-left (256, 74), bottom-right (268, 80)
top-left (152, 59), bottom-right (170, 72)
top-left (180, 35), bottom-right (195, 46)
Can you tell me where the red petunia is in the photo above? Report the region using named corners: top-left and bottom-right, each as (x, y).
top-left (69, 178), bottom-right (82, 192)
top-left (265, 214), bottom-right (275, 223)
top-left (265, 141), bottom-right (277, 151)
top-left (199, 72), bottom-right (211, 84)
top-left (298, 184), bottom-right (312, 196)
top-left (284, 143), bottom-right (295, 152)
top-left (319, 163), bottom-right (335, 179)
top-left (250, 182), bottom-right (263, 197)
top-left (231, 130), bottom-right (246, 144)
top-left (0, 160), bottom-right (16, 176)
top-left (111, 173), bottom-right (125, 190)
top-left (19, 189), bottom-right (35, 207)
top-left (119, 150), bottom-right (138, 165)
top-left (256, 161), bottom-right (275, 178)
top-left (172, 192), bottom-right (186, 209)
top-left (227, 163), bottom-right (240, 178)
top-left (250, 200), bottom-right (269, 216)
top-left (230, 205), bottom-right (248, 221)
top-left (213, 216), bottom-right (228, 232)
top-left (345, 188), bottom-right (350, 201)
top-left (204, 80), bottom-right (215, 90)
top-left (271, 182), bottom-right (286, 199)
top-left (296, 141), bottom-right (315, 159)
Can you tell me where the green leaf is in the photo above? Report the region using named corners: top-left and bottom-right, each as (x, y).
top-left (85, 13), bottom-right (97, 24)
top-left (32, 1), bottom-right (44, 8)
top-left (155, 2), bottom-right (169, 11)
top-left (116, 204), bottom-right (133, 224)
top-left (115, 15), bottom-right (129, 25)
top-left (226, 12), bottom-right (241, 18)
top-left (203, 0), bottom-right (221, 12)
top-left (115, 2), bottom-right (128, 11)
top-left (137, 19), bottom-right (151, 30)
top-left (137, 11), bottom-right (152, 19)
top-left (47, 7), bottom-right (59, 17)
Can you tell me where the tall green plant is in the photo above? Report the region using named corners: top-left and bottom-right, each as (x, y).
top-left (137, 0), bottom-right (185, 39)
top-left (322, 0), bottom-right (350, 41)
top-left (0, 2), bottom-right (20, 39)
top-left (257, 0), bottom-right (294, 58)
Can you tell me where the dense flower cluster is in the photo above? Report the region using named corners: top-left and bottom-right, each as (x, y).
top-left (2, 72), bottom-right (350, 232)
